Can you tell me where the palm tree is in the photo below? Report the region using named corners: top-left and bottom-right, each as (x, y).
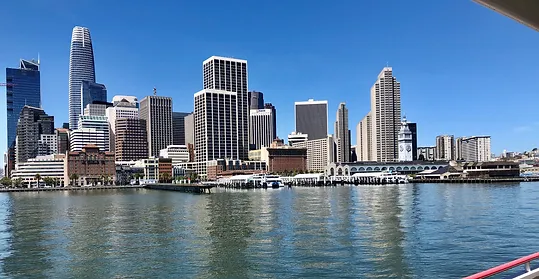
top-left (34, 174), bottom-right (42, 188)
top-left (160, 172), bottom-right (171, 183)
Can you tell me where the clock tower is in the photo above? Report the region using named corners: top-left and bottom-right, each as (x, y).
top-left (398, 117), bottom-right (413, 162)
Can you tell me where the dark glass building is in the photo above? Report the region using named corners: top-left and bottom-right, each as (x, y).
top-left (172, 112), bottom-right (190, 145)
top-left (16, 106), bottom-right (54, 163)
top-left (6, 59), bottom-right (41, 150)
top-left (408, 122), bottom-right (418, 160)
top-left (81, 81), bottom-right (107, 112)
top-left (248, 91), bottom-right (264, 110)
top-left (294, 99), bottom-right (328, 140)
top-left (264, 103), bottom-right (277, 139)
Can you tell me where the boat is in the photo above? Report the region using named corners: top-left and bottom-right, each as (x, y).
top-left (464, 252), bottom-right (539, 279)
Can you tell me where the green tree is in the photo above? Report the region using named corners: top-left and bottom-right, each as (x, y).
top-left (160, 172), bottom-right (171, 183)
top-left (0, 177), bottom-right (12, 188)
top-left (34, 173), bottom-right (42, 188)
top-left (43, 177), bottom-right (53, 186)
top-left (12, 178), bottom-right (23, 188)
top-left (69, 174), bottom-right (79, 186)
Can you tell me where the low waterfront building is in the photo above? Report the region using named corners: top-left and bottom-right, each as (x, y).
top-left (263, 145), bottom-right (307, 174)
top-left (462, 161), bottom-right (518, 178)
top-left (11, 154), bottom-right (66, 187)
top-left (65, 145), bottom-right (115, 186)
top-left (206, 159), bottom-right (266, 180)
top-left (159, 145), bottom-right (190, 165)
top-left (158, 158), bottom-right (173, 182)
top-left (325, 161), bottom-right (449, 177)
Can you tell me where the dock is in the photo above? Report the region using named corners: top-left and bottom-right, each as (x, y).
top-left (143, 183), bottom-right (213, 194)
top-left (409, 177), bottom-right (539, 183)
top-left (0, 185), bottom-right (142, 192)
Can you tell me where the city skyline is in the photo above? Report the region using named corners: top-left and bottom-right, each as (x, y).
top-left (1, 0), bottom-right (538, 163)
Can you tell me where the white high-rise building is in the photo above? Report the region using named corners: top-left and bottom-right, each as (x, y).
top-left (84, 103), bottom-right (108, 116)
top-left (70, 115), bottom-right (110, 152)
top-left (436, 135), bottom-right (455, 160)
top-left (357, 112), bottom-right (372, 161)
top-left (459, 136), bottom-right (491, 162)
top-left (334, 103), bottom-right (350, 163)
top-left (37, 134), bottom-right (58, 156)
top-left (195, 56), bottom-right (248, 163)
top-left (159, 145), bottom-right (190, 165)
top-left (288, 132), bottom-right (308, 145)
top-left (140, 95), bottom-right (173, 158)
top-left (68, 26), bottom-right (96, 129)
top-left (106, 96), bottom-right (139, 152)
top-left (249, 108), bottom-right (276, 150)
top-left (369, 67), bottom-right (401, 162)
top-left (398, 117), bottom-right (413, 162)
top-left (291, 135), bottom-right (335, 171)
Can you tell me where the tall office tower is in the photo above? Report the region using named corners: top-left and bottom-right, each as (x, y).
top-left (248, 91), bottom-right (264, 109)
top-left (398, 118), bottom-right (413, 161)
top-left (249, 108), bottom-right (276, 150)
top-left (264, 103), bottom-right (277, 139)
top-left (172, 112), bottom-right (190, 145)
top-left (5, 59), bottom-right (41, 176)
top-left (408, 122), bottom-right (418, 160)
top-left (435, 135), bottom-right (455, 160)
top-left (334, 103), bottom-right (350, 163)
top-left (115, 118), bottom-right (148, 161)
top-left (81, 81), bottom-right (106, 113)
top-left (56, 128), bottom-right (70, 154)
top-left (140, 95), bottom-right (173, 158)
top-left (69, 26), bottom-right (96, 129)
top-left (196, 56), bottom-right (249, 162)
top-left (70, 115), bottom-right (110, 152)
top-left (106, 96), bottom-right (139, 152)
top-left (84, 102), bottom-right (112, 116)
top-left (459, 136), bottom-right (491, 162)
top-left (295, 99), bottom-right (328, 141)
top-left (184, 113), bottom-right (194, 145)
top-left (369, 67), bottom-right (401, 162)
top-left (15, 106), bottom-right (54, 163)
top-left (356, 112), bottom-right (372, 161)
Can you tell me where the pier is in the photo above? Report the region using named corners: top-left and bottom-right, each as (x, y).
top-left (0, 185), bottom-right (142, 192)
top-left (143, 183), bottom-right (213, 194)
top-left (410, 177), bottom-right (539, 183)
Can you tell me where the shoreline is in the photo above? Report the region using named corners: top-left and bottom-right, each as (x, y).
top-left (0, 185), bottom-right (143, 192)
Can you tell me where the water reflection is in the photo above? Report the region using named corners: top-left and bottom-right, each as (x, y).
top-left (0, 184), bottom-right (537, 278)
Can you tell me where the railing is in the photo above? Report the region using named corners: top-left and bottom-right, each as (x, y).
top-left (464, 252), bottom-right (539, 279)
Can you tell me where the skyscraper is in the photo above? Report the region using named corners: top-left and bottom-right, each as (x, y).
top-left (248, 91), bottom-right (264, 109)
top-left (184, 113), bottom-right (194, 146)
top-left (15, 106), bottom-right (54, 163)
top-left (408, 122), bottom-right (418, 160)
top-left (435, 135), bottom-right (455, 160)
top-left (295, 99), bottom-right (328, 141)
top-left (81, 81), bottom-right (107, 113)
top-left (70, 115), bottom-right (110, 152)
top-left (106, 96), bottom-right (139, 151)
top-left (356, 112), bottom-right (372, 161)
top-left (457, 136), bottom-right (491, 162)
top-left (6, 59), bottom-right (41, 150)
top-left (264, 103), bottom-right (277, 139)
top-left (172, 112), bottom-right (190, 145)
top-left (249, 108), bottom-right (276, 150)
top-left (195, 56), bottom-right (249, 162)
top-left (369, 67), bottom-right (401, 162)
top-left (115, 118), bottom-right (148, 161)
top-left (69, 26), bottom-right (96, 129)
top-left (140, 95), bottom-right (173, 158)
top-left (6, 59), bottom-right (41, 176)
top-left (334, 103), bottom-right (350, 163)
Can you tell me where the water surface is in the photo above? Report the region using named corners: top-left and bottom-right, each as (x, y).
top-left (0, 183), bottom-right (537, 278)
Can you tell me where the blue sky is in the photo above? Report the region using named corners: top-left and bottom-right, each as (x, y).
top-left (1, 0), bottom-right (538, 162)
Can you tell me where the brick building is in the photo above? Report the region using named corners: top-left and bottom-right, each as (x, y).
top-left (265, 147), bottom-right (307, 174)
top-left (65, 144), bottom-right (115, 186)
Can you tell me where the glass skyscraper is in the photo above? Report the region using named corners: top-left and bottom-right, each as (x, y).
top-left (81, 80), bottom-right (107, 113)
top-left (69, 26), bottom-right (96, 129)
top-left (6, 59), bottom-right (41, 149)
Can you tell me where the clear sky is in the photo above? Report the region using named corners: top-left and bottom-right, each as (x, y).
top-left (1, 0), bottom-right (538, 162)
